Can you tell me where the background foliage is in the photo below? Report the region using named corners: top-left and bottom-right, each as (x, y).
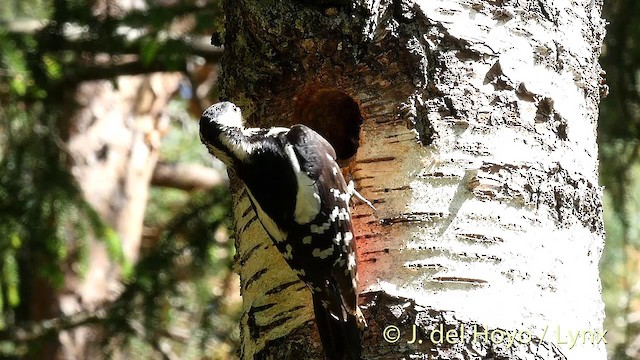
top-left (600, 1), bottom-right (640, 358)
top-left (0, 0), bottom-right (239, 359)
top-left (0, 0), bottom-right (637, 359)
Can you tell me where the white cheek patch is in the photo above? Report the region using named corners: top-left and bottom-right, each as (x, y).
top-left (284, 144), bottom-right (321, 224)
top-left (219, 131), bottom-right (256, 161)
top-left (246, 188), bottom-right (287, 242)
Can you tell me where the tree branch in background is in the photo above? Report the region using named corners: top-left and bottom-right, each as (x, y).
top-left (4, 17), bottom-right (224, 84)
top-left (151, 161), bottom-right (227, 191)
top-left (0, 306), bottom-right (109, 342)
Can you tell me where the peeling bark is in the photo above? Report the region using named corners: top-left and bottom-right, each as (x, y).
top-left (221, 0), bottom-right (606, 359)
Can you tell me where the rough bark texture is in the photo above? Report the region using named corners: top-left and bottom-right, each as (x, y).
top-left (221, 0), bottom-right (607, 359)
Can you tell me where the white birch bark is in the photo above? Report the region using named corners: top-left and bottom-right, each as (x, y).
top-left (223, 0), bottom-right (607, 358)
top-left (353, 1), bottom-right (607, 359)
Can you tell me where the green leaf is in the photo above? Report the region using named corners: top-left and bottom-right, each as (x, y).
top-left (3, 252), bottom-right (19, 307)
top-left (140, 40), bottom-right (160, 67)
top-left (42, 54), bottom-right (62, 80)
top-left (9, 77), bottom-right (27, 96)
top-left (9, 233), bottom-right (20, 248)
top-left (0, 281), bottom-right (4, 314)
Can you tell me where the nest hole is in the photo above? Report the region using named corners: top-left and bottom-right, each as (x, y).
top-left (293, 88), bottom-right (363, 166)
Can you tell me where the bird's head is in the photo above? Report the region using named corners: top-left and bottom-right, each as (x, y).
top-left (200, 101), bottom-right (246, 166)
top-left (200, 101), bottom-right (244, 130)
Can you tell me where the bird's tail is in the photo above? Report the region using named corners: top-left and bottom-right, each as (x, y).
top-left (312, 295), bottom-right (364, 360)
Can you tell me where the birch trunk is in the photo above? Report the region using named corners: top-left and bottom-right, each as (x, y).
top-left (58, 75), bottom-right (181, 359)
top-left (51, 1), bottom-right (183, 356)
top-left (221, 1), bottom-right (607, 359)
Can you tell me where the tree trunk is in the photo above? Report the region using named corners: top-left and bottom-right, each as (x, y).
top-left (59, 72), bottom-right (182, 359)
top-left (221, 1), bottom-right (607, 359)
top-left (58, 74), bottom-right (182, 359)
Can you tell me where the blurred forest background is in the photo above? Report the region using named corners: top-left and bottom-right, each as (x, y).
top-left (0, 0), bottom-right (637, 359)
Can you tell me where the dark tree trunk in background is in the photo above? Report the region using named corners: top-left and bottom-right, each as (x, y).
top-left (220, 0), bottom-right (607, 359)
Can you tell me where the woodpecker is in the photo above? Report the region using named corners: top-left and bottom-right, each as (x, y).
top-left (200, 101), bottom-right (367, 360)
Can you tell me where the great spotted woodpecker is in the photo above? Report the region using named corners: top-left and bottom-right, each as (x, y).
top-left (199, 101), bottom-right (367, 360)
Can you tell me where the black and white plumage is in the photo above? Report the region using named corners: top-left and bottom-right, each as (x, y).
top-left (199, 102), bottom-right (366, 360)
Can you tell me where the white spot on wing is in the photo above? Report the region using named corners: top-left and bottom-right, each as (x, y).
top-left (330, 188), bottom-right (351, 203)
top-left (347, 253), bottom-right (356, 270)
top-left (285, 144), bottom-right (321, 224)
top-left (312, 247), bottom-right (334, 259)
top-left (310, 222), bottom-right (331, 234)
top-left (329, 207), bottom-right (340, 221)
top-left (283, 244), bottom-right (293, 259)
top-left (333, 233), bottom-right (342, 245)
top-left (330, 206), bottom-right (350, 221)
top-left (294, 268), bottom-right (306, 276)
top-left (344, 232), bottom-right (353, 246)
top-left (302, 236), bottom-right (312, 244)
top-left (338, 208), bottom-right (350, 220)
